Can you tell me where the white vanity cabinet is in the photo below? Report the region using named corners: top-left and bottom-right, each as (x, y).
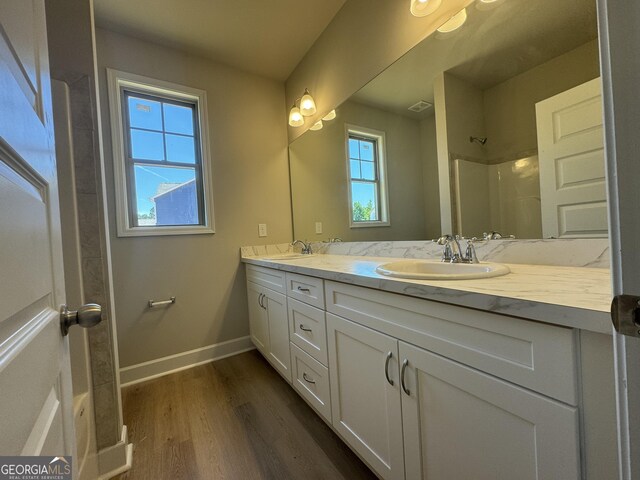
top-left (400, 342), bottom-right (580, 480)
top-left (245, 263), bottom-right (613, 480)
top-left (325, 280), bottom-right (581, 479)
top-left (326, 313), bottom-right (405, 480)
top-left (246, 265), bottom-right (291, 382)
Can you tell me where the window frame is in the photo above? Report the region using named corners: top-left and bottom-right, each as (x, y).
top-left (107, 69), bottom-right (215, 237)
top-left (344, 124), bottom-right (390, 228)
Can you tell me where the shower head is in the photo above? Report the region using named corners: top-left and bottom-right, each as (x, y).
top-left (470, 136), bottom-right (488, 145)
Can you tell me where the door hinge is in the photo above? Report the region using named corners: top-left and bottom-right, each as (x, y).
top-left (611, 294), bottom-right (640, 337)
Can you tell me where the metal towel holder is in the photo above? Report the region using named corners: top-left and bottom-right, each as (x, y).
top-left (148, 297), bottom-right (176, 308)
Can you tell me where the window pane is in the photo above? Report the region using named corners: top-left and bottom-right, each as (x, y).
top-left (166, 134), bottom-right (196, 164)
top-left (359, 140), bottom-right (374, 161)
top-left (163, 103), bottom-right (194, 135)
top-left (350, 159), bottom-right (361, 179)
top-left (351, 181), bottom-right (379, 222)
top-left (130, 129), bottom-right (164, 161)
top-left (128, 96), bottom-right (162, 131)
top-left (348, 138), bottom-right (360, 159)
top-left (360, 161), bottom-right (375, 180)
top-left (133, 165), bottom-right (199, 226)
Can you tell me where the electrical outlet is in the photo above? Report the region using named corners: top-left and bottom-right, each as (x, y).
top-left (258, 224), bottom-right (267, 237)
top-left (315, 222), bottom-right (323, 234)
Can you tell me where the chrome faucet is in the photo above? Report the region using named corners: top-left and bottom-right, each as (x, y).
top-left (291, 240), bottom-right (313, 255)
top-left (436, 235), bottom-right (479, 264)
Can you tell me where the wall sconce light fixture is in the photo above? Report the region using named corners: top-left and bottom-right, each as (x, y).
top-left (288, 89), bottom-right (337, 129)
top-left (300, 89), bottom-right (317, 116)
top-left (288, 103), bottom-right (304, 127)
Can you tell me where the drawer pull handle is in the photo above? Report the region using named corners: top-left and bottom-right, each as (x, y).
top-left (302, 372), bottom-right (316, 384)
top-left (299, 324), bottom-right (313, 332)
top-left (385, 351), bottom-right (394, 386)
top-left (297, 286), bottom-right (311, 293)
top-left (401, 359), bottom-right (410, 396)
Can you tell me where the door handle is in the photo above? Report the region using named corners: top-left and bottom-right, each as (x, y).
top-left (60, 304), bottom-right (102, 336)
top-left (385, 351), bottom-right (394, 386)
top-left (297, 286), bottom-right (311, 293)
top-left (611, 294), bottom-right (640, 337)
top-left (302, 372), bottom-right (316, 384)
top-left (299, 324), bottom-right (313, 332)
top-left (258, 293), bottom-right (264, 308)
top-left (401, 358), bottom-right (410, 395)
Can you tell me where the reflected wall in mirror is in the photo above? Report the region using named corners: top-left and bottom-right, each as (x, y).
top-left (289, 0), bottom-right (604, 241)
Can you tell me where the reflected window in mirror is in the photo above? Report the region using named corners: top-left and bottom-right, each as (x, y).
top-left (346, 126), bottom-right (389, 228)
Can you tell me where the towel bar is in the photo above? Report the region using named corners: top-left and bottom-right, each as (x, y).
top-left (148, 297), bottom-right (176, 308)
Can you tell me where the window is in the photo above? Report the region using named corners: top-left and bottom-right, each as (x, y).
top-left (107, 70), bottom-right (214, 236)
top-left (346, 125), bottom-right (389, 227)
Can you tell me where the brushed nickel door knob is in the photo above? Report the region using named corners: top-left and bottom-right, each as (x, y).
top-left (60, 304), bottom-right (102, 336)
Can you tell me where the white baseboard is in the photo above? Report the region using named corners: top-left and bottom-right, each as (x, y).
top-left (98, 425), bottom-right (132, 480)
top-left (119, 336), bottom-right (255, 387)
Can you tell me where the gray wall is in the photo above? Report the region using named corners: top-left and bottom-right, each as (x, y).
top-left (290, 100), bottom-right (428, 241)
top-left (96, 29), bottom-right (292, 369)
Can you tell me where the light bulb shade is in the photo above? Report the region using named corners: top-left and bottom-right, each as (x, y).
top-left (436, 7), bottom-right (467, 33)
top-left (322, 109), bottom-right (336, 121)
top-left (300, 89), bottom-right (317, 116)
top-left (410, 0), bottom-right (442, 17)
top-left (288, 106), bottom-right (304, 127)
top-left (309, 120), bottom-right (323, 131)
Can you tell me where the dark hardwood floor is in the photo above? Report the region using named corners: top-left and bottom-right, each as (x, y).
top-left (115, 349), bottom-right (377, 480)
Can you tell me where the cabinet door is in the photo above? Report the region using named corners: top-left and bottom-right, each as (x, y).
top-left (247, 282), bottom-right (269, 354)
top-left (399, 341), bottom-right (580, 480)
top-left (264, 289), bottom-right (291, 383)
top-left (326, 313), bottom-right (404, 480)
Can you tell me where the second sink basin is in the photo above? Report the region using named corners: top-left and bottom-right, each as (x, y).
top-left (376, 260), bottom-right (510, 280)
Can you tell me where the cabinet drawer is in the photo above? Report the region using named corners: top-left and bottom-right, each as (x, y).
top-left (286, 272), bottom-right (324, 309)
top-left (246, 264), bottom-right (286, 294)
top-left (290, 344), bottom-right (331, 422)
top-left (288, 298), bottom-right (328, 366)
top-left (325, 281), bottom-right (578, 405)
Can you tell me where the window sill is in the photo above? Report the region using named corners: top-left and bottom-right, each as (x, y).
top-left (116, 225), bottom-right (215, 238)
top-left (349, 221), bottom-right (391, 229)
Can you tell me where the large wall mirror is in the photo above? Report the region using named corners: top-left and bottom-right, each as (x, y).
top-left (289, 0), bottom-right (606, 242)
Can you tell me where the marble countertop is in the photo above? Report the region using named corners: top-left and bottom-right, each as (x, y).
top-left (241, 253), bottom-right (613, 334)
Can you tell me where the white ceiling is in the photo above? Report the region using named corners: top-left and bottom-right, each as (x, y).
top-left (93, 0), bottom-right (346, 81)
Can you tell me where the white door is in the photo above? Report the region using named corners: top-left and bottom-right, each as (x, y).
top-left (399, 342), bottom-right (580, 480)
top-left (247, 282), bottom-right (269, 354)
top-left (598, 1), bottom-right (640, 479)
top-left (0, 0), bottom-right (88, 464)
top-left (326, 313), bottom-right (404, 480)
top-left (263, 289), bottom-right (291, 382)
top-left (536, 77), bottom-right (608, 238)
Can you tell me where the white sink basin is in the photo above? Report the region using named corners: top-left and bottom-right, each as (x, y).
top-left (375, 260), bottom-right (510, 280)
top-left (262, 253), bottom-right (315, 260)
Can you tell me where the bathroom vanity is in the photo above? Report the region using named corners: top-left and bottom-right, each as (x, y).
top-left (242, 249), bottom-right (616, 480)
